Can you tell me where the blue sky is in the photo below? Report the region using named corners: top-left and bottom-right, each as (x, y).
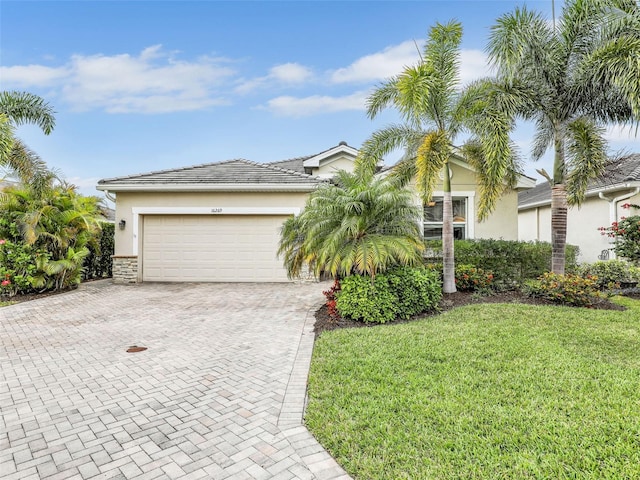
top-left (1, 0), bottom-right (638, 199)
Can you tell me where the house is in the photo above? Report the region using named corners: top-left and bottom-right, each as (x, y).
top-left (518, 154), bottom-right (640, 262)
top-left (97, 142), bottom-right (535, 284)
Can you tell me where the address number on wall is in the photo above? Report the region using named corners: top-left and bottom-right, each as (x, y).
top-left (210, 208), bottom-right (223, 213)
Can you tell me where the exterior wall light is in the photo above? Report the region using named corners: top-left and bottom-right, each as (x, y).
top-left (119, 219), bottom-right (126, 230)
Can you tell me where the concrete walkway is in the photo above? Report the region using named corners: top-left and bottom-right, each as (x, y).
top-left (0, 281), bottom-right (350, 480)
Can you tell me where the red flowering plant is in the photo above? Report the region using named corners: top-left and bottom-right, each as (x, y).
top-left (599, 203), bottom-right (640, 265)
top-left (322, 279), bottom-right (342, 321)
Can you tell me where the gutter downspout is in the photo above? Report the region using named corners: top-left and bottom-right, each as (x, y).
top-left (599, 188), bottom-right (640, 259)
top-left (103, 190), bottom-right (116, 203)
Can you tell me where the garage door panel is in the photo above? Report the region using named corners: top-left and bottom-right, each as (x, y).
top-left (142, 215), bottom-right (289, 282)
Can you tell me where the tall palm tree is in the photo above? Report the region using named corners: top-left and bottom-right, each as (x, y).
top-left (359, 21), bottom-right (520, 293)
top-left (0, 91), bottom-right (56, 185)
top-left (278, 169), bottom-right (424, 280)
top-left (488, 0), bottom-right (640, 274)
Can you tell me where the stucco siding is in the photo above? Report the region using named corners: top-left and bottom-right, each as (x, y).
top-left (114, 191), bottom-right (309, 256)
top-left (410, 162), bottom-right (521, 241)
top-left (313, 155), bottom-right (356, 177)
top-left (519, 194), bottom-right (629, 262)
top-left (474, 190), bottom-right (519, 241)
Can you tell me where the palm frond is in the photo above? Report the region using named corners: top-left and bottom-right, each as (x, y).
top-left (0, 91), bottom-right (56, 134)
top-left (565, 117), bottom-right (608, 205)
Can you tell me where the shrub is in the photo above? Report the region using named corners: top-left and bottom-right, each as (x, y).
top-left (0, 239), bottom-right (44, 297)
top-left (83, 222), bottom-right (115, 280)
top-left (599, 203), bottom-right (640, 265)
top-left (336, 267), bottom-right (442, 323)
top-left (336, 274), bottom-right (398, 324)
top-left (424, 262), bottom-right (495, 293)
top-left (578, 260), bottom-right (640, 290)
top-left (522, 272), bottom-right (601, 307)
top-left (322, 279), bottom-right (341, 321)
top-left (387, 266), bottom-right (442, 319)
top-left (425, 239), bottom-right (580, 289)
top-left (454, 264), bottom-right (494, 292)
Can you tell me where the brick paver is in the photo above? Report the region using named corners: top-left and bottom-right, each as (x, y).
top-left (0, 281), bottom-right (351, 479)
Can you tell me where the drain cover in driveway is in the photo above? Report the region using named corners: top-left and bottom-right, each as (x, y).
top-left (126, 346), bottom-right (147, 353)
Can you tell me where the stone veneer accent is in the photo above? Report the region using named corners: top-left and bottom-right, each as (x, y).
top-left (112, 256), bottom-right (139, 284)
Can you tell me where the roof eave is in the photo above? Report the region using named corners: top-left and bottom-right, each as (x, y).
top-left (96, 183), bottom-right (323, 193)
top-left (518, 180), bottom-right (640, 210)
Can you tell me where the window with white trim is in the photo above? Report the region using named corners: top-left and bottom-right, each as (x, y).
top-left (423, 196), bottom-right (468, 240)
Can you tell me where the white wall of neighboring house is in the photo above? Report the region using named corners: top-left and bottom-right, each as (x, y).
top-left (519, 190), bottom-right (640, 263)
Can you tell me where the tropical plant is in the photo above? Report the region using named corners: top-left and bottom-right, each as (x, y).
top-left (0, 91), bottom-right (56, 187)
top-left (0, 182), bottom-right (103, 291)
top-left (488, 0), bottom-right (640, 274)
top-left (278, 169), bottom-right (424, 279)
top-left (599, 203), bottom-right (640, 264)
top-left (358, 21), bottom-right (521, 293)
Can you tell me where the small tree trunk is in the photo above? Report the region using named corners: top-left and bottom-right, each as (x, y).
top-left (551, 184), bottom-right (567, 275)
top-left (442, 163), bottom-right (456, 293)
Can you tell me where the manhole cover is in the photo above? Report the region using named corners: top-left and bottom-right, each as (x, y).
top-left (126, 346), bottom-right (147, 353)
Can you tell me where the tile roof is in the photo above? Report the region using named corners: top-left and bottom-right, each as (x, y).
top-left (98, 159), bottom-right (326, 187)
top-left (519, 153), bottom-right (640, 207)
top-left (267, 156), bottom-right (312, 174)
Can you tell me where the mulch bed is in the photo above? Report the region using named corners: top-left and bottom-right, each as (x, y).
top-left (315, 290), bottom-right (628, 335)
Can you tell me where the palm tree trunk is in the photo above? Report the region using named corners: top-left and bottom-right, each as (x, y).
top-left (551, 134), bottom-right (567, 275)
top-left (550, 184), bottom-right (567, 274)
top-left (442, 162), bottom-right (456, 293)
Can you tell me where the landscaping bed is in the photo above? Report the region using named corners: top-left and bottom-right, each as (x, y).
top-left (314, 289), bottom-right (626, 334)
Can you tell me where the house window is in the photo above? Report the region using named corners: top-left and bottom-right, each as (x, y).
top-left (424, 197), bottom-right (468, 240)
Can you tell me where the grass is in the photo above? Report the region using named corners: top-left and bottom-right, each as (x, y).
top-left (306, 296), bottom-right (640, 479)
top-left (0, 300), bottom-right (14, 307)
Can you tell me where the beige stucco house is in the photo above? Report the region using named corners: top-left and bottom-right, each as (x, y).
top-left (97, 142), bottom-right (535, 283)
top-left (518, 154), bottom-right (640, 262)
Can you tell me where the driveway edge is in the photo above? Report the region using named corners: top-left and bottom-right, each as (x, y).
top-left (278, 304), bottom-right (352, 480)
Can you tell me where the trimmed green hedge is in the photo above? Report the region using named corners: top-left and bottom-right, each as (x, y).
top-left (424, 239), bottom-right (580, 289)
top-left (336, 267), bottom-right (442, 323)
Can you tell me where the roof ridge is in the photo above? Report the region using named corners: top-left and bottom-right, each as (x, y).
top-left (241, 158), bottom-right (324, 181)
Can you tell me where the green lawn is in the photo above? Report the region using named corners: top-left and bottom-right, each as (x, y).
top-left (306, 296), bottom-right (640, 479)
top-left (0, 300), bottom-right (14, 307)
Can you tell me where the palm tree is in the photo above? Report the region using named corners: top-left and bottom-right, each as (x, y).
top-left (278, 169), bottom-right (424, 280)
top-left (0, 91), bottom-right (56, 185)
top-left (358, 21), bottom-right (520, 293)
top-left (488, 0), bottom-right (640, 274)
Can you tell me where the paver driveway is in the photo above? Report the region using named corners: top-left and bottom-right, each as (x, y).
top-left (0, 281), bottom-right (350, 480)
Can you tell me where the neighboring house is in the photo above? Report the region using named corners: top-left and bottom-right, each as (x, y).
top-left (97, 142), bottom-right (534, 284)
top-left (518, 154), bottom-right (640, 263)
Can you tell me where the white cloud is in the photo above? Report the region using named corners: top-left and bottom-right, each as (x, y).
top-left (459, 49), bottom-right (491, 85)
top-left (0, 64), bottom-right (69, 87)
top-left (331, 41), bottom-right (490, 86)
top-left (269, 63), bottom-right (312, 83)
top-left (265, 91), bottom-right (368, 117)
top-left (235, 62), bottom-right (313, 94)
top-left (331, 40), bottom-right (419, 84)
top-left (1, 45), bottom-right (236, 114)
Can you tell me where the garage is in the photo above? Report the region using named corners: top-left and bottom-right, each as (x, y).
top-left (96, 151), bottom-right (348, 284)
top-left (142, 214), bottom-right (290, 282)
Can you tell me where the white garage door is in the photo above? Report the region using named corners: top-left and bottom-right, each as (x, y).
top-left (142, 215), bottom-right (290, 282)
